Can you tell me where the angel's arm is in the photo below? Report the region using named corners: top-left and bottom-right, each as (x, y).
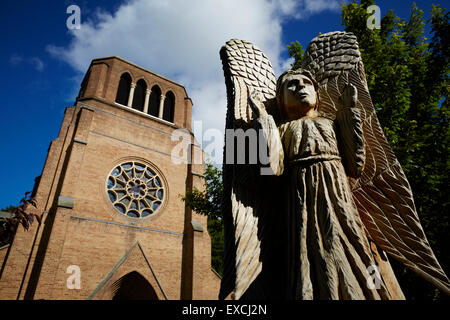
top-left (335, 84), bottom-right (365, 178)
top-left (249, 90), bottom-right (284, 176)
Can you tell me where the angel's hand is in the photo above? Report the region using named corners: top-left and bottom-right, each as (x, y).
top-left (340, 83), bottom-right (358, 109)
top-left (248, 88), bottom-right (268, 118)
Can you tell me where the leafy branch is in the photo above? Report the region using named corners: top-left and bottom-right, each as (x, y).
top-left (0, 192), bottom-right (41, 246)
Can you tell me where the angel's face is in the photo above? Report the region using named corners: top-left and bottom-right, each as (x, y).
top-left (281, 74), bottom-right (317, 120)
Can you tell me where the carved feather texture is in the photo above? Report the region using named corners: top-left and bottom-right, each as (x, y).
top-left (220, 32), bottom-right (450, 299)
top-left (301, 31), bottom-right (450, 295)
top-left (219, 39), bottom-right (277, 299)
top-left (223, 39), bottom-right (277, 123)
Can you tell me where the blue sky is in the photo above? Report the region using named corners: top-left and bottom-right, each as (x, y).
top-left (0, 0), bottom-right (447, 209)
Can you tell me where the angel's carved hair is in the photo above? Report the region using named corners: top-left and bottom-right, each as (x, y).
top-left (276, 68), bottom-right (320, 116)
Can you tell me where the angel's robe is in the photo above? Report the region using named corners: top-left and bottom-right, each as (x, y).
top-left (257, 107), bottom-right (392, 300)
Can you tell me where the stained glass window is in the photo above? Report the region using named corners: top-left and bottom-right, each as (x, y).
top-left (107, 161), bottom-right (164, 218)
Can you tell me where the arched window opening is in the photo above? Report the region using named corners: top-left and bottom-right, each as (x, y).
top-left (112, 271), bottom-right (158, 300)
top-left (132, 79), bottom-right (147, 112)
top-left (148, 85), bottom-right (161, 117)
top-left (163, 91), bottom-right (175, 122)
top-left (78, 70), bottom-right (90, 99)
top-left (115, 73), bottom-right (132, 105)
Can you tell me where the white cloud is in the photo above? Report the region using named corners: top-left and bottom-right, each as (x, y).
top-left (304, 0), bottom-right (341, 14)
top-left (9, 55), bottom-right (44, 71)
top-left (9, 54), bottom-right (23, 65)
top-left (47, 0), bottom-right (342, 161)
top-left (30, 57), bottom-right (45, 72)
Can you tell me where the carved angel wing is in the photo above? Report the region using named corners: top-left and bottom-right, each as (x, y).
top-left (219, 39), bottom-right (278, 299)
top-left (301, 31), bottom-right (450, 295)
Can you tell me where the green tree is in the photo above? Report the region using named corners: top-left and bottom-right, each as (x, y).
top-left (182, 161), bottom-right (224, 276)
top-left (288, 0), bottom-right (449, 299)
top-left (287, 40), bottom-right (305, 69)
top-left (0, 206), bottom-right (16, 247)
top-left (1, 206), bottom-right (16, 213)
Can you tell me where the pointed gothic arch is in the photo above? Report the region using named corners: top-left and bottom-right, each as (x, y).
top-left (132, 79), bottom-right (147, 112)
top-left (111, 271), bottom-right (159, 300)
top-left (163, 91), bottom-right (175, 122)
top-left (148, 85), bottom-right (161, 117)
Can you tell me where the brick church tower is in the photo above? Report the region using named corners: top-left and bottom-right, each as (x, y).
top-left (0, 57), bottom-right (221, 300)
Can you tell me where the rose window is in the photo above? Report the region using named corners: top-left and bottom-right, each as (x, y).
top-left (107, 161), bottom-right (165, 218)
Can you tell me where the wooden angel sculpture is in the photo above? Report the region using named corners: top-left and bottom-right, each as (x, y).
top-left (219, 31), bottom-right (450, 300)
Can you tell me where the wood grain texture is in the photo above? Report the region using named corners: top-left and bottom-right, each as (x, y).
top-left (219, 39), bottom-right (278, 299)
top-left (219, 31), bottom-right (450, 299)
